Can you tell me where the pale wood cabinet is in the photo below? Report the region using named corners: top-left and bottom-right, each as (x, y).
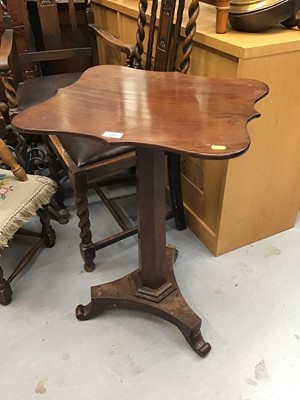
top-left (91, 0), bottom-right (300, 255)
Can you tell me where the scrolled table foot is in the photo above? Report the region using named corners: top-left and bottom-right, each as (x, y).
top-left (75, 265), bottom-right (212, 357)
top-left (76, 302), bottom-right (94, 320)
top-left (188, 330), bottom-right (211, 357)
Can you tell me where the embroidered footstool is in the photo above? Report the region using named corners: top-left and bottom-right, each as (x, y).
top-left (0, 168), bottom-right (57, 305)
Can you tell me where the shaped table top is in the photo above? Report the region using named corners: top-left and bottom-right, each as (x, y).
top-left (12, 65), bottom-right (268, 159)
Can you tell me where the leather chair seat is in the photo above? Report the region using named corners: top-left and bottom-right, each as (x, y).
top-left (57, 135), bottom-right (133, 168)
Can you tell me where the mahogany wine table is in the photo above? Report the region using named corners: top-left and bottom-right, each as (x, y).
top-left (13, 65), bottom-right (268, 357)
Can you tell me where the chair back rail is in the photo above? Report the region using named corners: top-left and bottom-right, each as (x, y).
top-left (134, 0), bottom-right (194, 72)
top-left (94, 0), bottom-right (200, 74)
top-left (16, 0), bottom-right (36, 51)
top-left (35, 0), bottom-right (84, 50)
top-left (0, 0), bottom-right (97, 109)
top-left (134, 0), bottom-right (229, 72)
top-left (36, 0), bottom-right (64, 50)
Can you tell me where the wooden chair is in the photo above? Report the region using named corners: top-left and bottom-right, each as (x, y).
top-left (0, 0), bottom-right (187, 272)
top-left (0, 0), bottom-right (99, 162)
top-left (0, 137), bottom-right (56, 305)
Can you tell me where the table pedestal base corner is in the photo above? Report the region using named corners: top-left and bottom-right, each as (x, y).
top-left (76, 245), bottom-right (211, 358)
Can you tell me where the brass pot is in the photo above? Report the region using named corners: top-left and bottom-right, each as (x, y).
top-left (229, 0), bottom-right (300, 31)
top-left (230, 0), bottom-right (285, 14)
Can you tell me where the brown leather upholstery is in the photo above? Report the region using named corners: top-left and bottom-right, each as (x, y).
top-left (58, 135), bottom-right (132, 167)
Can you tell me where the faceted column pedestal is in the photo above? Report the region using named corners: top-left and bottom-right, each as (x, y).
top-left (76, 147), bottom-right (211, 357)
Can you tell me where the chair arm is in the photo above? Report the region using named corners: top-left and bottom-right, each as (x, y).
top-left (0, 138), bottom-right (27, 181)
top-left (0, 29), bottom-right (14, 73)
top-left (89, 24), bottom-right (135, 57)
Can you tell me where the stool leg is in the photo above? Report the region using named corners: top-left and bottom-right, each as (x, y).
top-left (39, 206), bottom-right (56, 248)
top-left (0, 265), bottom-right (12, 306)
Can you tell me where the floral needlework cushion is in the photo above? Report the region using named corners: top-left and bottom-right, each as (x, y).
top-left (0, 169), bottom-right (56, 249)
top-left (0, 176), bottom-right (13, 200)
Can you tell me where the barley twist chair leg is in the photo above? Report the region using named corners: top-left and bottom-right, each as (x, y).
top-left (75, 192), bottom-right (96, 272)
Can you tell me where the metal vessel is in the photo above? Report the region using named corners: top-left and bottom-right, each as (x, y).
top-left (229, 0), bottom-right (300, 31)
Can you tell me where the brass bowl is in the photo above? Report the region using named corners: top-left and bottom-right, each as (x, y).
top-left (229, 0), bottom-right (300, 31)
top-left (230, 0), bottom-right (285, 14)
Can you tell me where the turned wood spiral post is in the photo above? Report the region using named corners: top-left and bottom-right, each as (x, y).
top-left (180, 0), bottom-right (199, 74)
top-left (134, 0), bottom-right (147, 69)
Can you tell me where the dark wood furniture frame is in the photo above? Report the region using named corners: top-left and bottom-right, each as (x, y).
top-left (0, 0), bottom-right (187, 273)
top-left (0, 0), bottom-right (99, 171)
top-left (44, 0), bottom-right (195, 273)
top-left (13, 0), bottom-right (268, 355)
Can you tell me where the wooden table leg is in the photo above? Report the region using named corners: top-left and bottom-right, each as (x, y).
top-left (76, 147), bottom-right (211, 357)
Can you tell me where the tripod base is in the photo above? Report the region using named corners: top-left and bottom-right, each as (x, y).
top-left (76, 246), bottom-right (211, 357)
